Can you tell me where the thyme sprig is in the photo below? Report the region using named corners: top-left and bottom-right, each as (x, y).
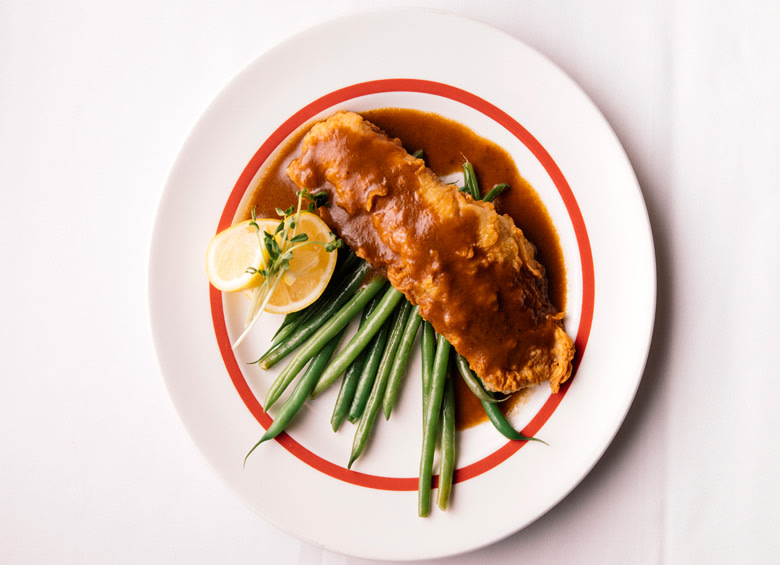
top-left (232, 189), bottom-right (341, 349)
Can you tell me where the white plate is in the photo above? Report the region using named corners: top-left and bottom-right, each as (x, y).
top-left (149, 9), bottom-right (655, 561)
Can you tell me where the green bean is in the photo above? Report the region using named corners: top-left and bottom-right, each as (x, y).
top-left (419, 334), bottom-right (450, 517)
top-left (346, 364), bottom-right (387, 468)
top-left (420, 321), bottom-right (435, 417)
top-left (311, 286), bottom-right (404, 398)
top-left (244, 325), bottom-right (347, 465)
top-left (482, 183), bottom-right (509, 203)
top-left (381, 300), bottom-right (414, 375)
top-left (332, 248), bottom-right (360, 282)
top-left (255, 261), bottom-right (373, 369)
top-left (263, 276), bottom-right (386, 410)
top-left (482, 400), bottom-right (547, 444)
top-left (458, 359), bottom-right (546, 444)
top-left (270, 310), bottom-right (304, 342)
top-left (347, 300), bottom-right (413, 467)
top-left (330, 294), bottom-right (380, 431)
top-left (437, 372), bottom-right (455, 510)
top-left (462, 161), bottom-right (480, 200)
top-left (267, 308), bottom-right (313, 350)
top-left (462, 161), bottom-right (510, 204)
top-left (455, 353), bottom-right (500, 404)
top-left (383, 305), bottom-right (422, 420)
top-left (348, 303), bottom-right (396, 423)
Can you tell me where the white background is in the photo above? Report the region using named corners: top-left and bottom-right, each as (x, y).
top-left (2, 1), bottom-right (779, 563)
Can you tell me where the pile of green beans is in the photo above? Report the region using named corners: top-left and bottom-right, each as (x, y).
top-left (243, 160), bottom-right (546, 516)
top-left (250, 261), bottom-right (423, 472)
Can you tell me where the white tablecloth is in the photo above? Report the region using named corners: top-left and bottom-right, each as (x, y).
top-left (2, 1), bottom-right (779, 563)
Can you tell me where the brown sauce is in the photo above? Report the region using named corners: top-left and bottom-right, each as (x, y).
top-left (244, 108), bottom-right (565, 430)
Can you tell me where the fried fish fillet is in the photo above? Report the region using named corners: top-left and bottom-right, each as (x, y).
top-left (287, 111), bottom-right (574, 393)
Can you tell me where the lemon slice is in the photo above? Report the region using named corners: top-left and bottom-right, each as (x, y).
top-left (264, 211), bottom-right (339, 314)
top-left (206, 218), bottom-right (277, 292)
top-left (206, 212), bottom-right (339, 314)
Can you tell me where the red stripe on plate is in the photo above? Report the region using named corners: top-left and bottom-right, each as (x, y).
top-left (211, 79), bottom-right (595, 491)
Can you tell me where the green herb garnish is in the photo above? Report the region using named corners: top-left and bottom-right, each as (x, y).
top-left (232, 189), bottom-right (342, 348)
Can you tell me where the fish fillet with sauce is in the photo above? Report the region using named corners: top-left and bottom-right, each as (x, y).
top-left (287, 111), bottom-right (575, 394)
